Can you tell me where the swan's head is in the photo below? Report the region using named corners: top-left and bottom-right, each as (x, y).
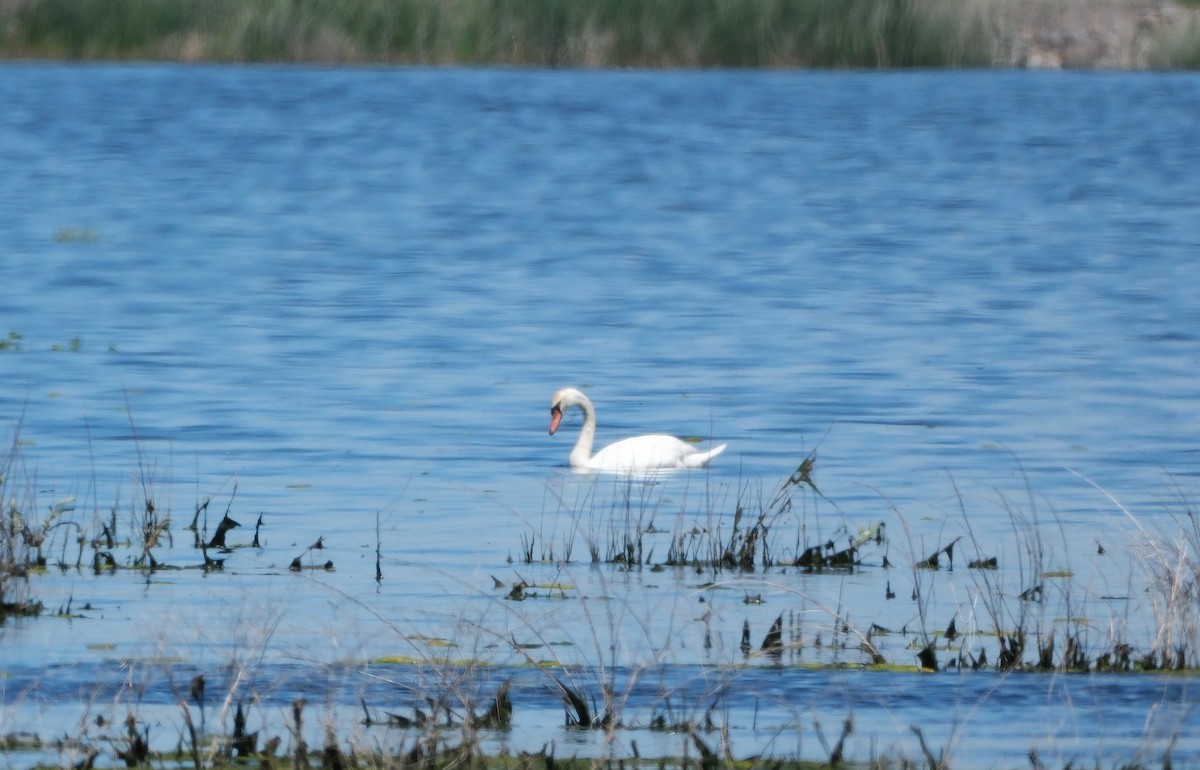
top-left (549, 387), bottom-right (586, 435)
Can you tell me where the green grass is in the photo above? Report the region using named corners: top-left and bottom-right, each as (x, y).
top-left (0, 0), bottom-right (996, 67)
top-left (4, 0), bottom-right (1200, 68)
top-left (1150, 13), bottom-right (1200, 68)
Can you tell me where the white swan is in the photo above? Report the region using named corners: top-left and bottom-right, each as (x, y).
top-left (548, 387), bottom-right (727, 473)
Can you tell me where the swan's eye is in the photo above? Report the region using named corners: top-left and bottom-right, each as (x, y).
top-left (551, 404), bottom-right (562, 416)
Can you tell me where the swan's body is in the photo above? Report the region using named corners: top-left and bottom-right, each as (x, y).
top-left (548, 387), bottom-right (726, 473)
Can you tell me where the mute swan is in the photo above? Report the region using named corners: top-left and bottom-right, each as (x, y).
top-left (548, 387), bottom-right (727, 473)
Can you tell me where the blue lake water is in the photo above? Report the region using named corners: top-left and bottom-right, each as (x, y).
top-left (1, 64), bottom-right (1200, 769)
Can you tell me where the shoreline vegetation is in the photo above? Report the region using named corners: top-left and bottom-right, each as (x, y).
top-left (0, 0), bottom-right (1198, 69)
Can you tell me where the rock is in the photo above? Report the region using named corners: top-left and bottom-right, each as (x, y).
top-left (995, 0), bottom-right (1196, 69)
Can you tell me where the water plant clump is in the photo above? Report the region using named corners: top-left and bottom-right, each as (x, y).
top-left (526, 450), bottom-right (1200, 677)
top-left (530, 451), bottom-right (881, 579)
top-left (0, 331), bottom-right (22, 351)
top-left (0, 419), bottom-right (273, 620)
top-left (1, 429), bottom-right (44, 619)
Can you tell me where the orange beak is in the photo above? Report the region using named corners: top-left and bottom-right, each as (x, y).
top-left (549, 405), bottom-right (562, 435)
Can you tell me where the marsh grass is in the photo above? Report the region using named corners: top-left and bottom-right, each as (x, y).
top-left (532, 452), bottom-right (878, 585)
top-left (5, 409), bottom-right (1200, 769)
top-left (531, 449), bottom-right (1200, 678)
top-left (1155, 14), bottom-right (1200, 68)
top-left (1, 423), bottom-right (45, 617)
top-left (0, 0), bottom-right (995, 67)
top-left (0, 408), bottom-right (243, 621)
top-left (1073, 469), bottom-right (1200, 671)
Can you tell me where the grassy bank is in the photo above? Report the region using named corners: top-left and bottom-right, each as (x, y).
top-left (0, 0), bottom-right (991, 67)
top-left (1, 0), bottom-right (1196, 68)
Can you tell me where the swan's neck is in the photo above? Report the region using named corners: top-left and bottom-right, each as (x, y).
top-left (569, 396), bottom-right (597, 469)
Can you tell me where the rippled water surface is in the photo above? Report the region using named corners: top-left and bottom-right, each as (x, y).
top-left (2, 65), bottom-right (1199, 769)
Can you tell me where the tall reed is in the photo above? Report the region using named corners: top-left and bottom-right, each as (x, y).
top-left (1, 423), bottom-right (45, 618)
top-left (0, 0), bottom-right (995, 66)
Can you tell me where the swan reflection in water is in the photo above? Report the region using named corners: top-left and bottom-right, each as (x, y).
top-left (548, 387), bottom-right (726, 474)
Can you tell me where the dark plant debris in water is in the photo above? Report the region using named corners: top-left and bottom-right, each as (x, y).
top-left (520, 450), bottom-right (1200, 677)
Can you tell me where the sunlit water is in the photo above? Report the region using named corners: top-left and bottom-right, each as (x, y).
top-left (1, 65), bottom-right (1199, 769)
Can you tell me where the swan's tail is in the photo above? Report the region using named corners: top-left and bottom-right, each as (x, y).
top-left (685, 443), bottom-right (727, 469)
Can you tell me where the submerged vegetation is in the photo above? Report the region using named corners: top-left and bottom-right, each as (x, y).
top-left (0, 0), bottom-right (1198, 68)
